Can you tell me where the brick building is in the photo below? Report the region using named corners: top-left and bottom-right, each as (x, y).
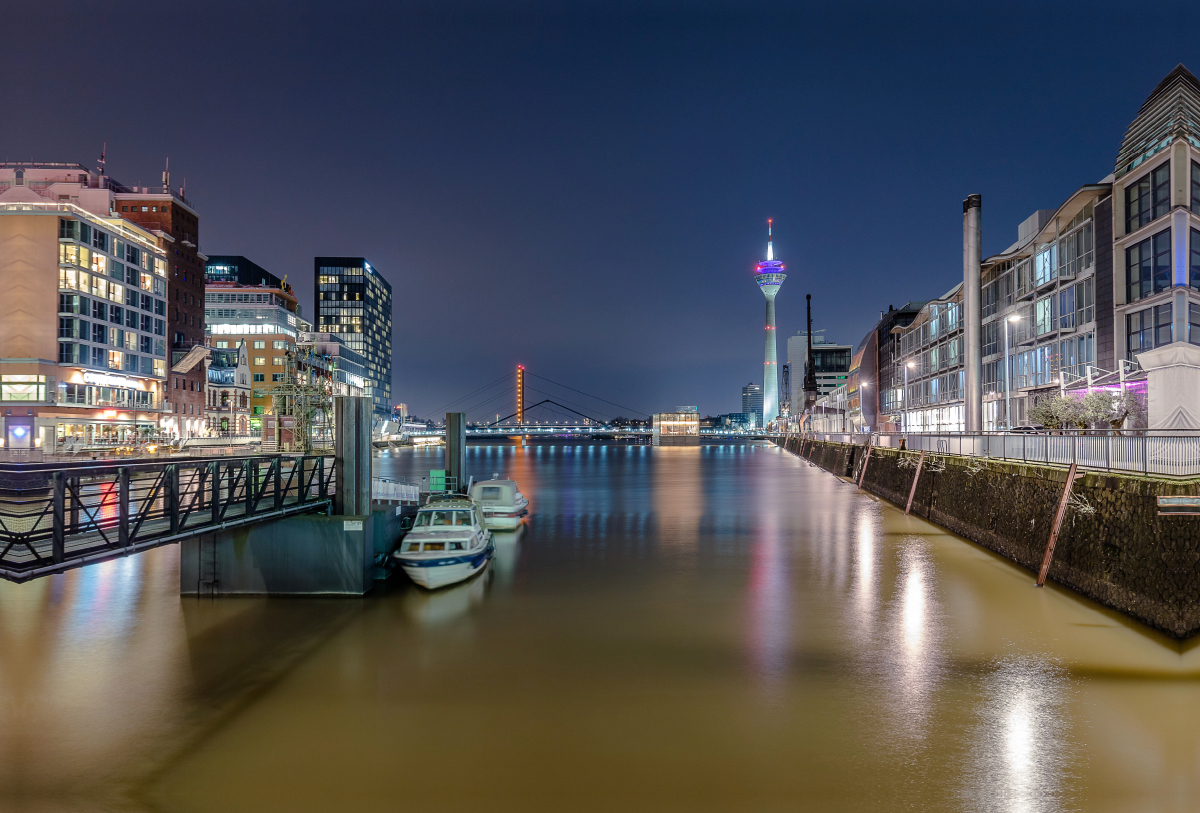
top-left (116, 170), bottom-right (208, 436)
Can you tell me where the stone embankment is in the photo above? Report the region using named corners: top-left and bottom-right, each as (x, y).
top-left (777, 436), bottom-right (1200, 638)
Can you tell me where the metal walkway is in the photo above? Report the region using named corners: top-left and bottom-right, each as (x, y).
top-left (0, 454), bottom-right (336, 582)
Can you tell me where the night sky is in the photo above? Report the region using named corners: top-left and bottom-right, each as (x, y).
top-left (6, 2), bottom-right (1200, 420)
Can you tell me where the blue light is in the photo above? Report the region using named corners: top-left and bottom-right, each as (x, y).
top-left (12, 427), bottom-right (26, 438)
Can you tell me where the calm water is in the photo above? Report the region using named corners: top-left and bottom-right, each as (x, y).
top-left (3, 442), bottom-right (1200, 812)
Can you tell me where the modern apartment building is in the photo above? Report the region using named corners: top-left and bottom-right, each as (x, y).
top-left (314, 258), bottom-right (393, 418)
top-left (894, 284), bottom-right (965, 432)
top-left (1110, 65), bottom-right (1200, 368)
top-left (204, 257), bottom-right (310, 427)
top-left (883, 66), bottom-right (1200, 433)
top-left (0, 163), bottom-right (170, 447)
top-left (115, 172), bottom-right (207, 433)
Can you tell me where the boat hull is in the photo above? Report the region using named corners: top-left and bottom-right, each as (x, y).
top-left (395, 541), bottom-right (494, 590)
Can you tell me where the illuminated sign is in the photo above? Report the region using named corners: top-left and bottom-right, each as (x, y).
top-left (82, 371), bottom-right (145, 389)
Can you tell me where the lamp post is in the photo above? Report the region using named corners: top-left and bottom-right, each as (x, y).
top-left (904, 361), bottom-right (915, 433)
top-left (1004, 315), bottom-right (1020, 431)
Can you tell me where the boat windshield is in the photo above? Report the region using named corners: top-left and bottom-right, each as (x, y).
top-left (478, 486), bottom-right (504, 501)
top-left (414, 510), bottom-right (472, 528)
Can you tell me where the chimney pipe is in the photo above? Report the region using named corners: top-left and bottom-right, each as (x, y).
top-left (963, 194), bottom-right (982, 432)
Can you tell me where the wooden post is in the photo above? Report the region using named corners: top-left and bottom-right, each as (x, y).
top-left (1037, 462), bottom-right (1079, 587)
top-left (904, 450), bottom-right (926, 515)
top-left (857, 435), bottom-right (874, 488)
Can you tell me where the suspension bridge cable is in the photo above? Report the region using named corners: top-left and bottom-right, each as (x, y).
top-left (460, 386), bottom-right (517, 419)
top-left (525, 387), bottom-right (613, 420)
top-left (527, 373), bottom-right (648, 416)
top-left (428, 372), bottom-right (511, 416)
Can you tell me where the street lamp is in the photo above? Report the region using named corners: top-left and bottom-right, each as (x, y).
top-left (904, 361), bottom-right (915, 433)
top-left (1004, 315), bottom-right (1020, 431)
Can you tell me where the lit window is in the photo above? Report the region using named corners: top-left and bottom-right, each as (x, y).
top-left (253, 356), bottom-right (265, 366)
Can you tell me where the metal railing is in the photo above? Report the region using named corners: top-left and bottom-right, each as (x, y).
top-left (799, 431), bottom-right (1200, 478)
top-left (0, 454), bottom-right (336, 581)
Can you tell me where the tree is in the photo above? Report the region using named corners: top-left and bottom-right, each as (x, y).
top-left (1027, 394), bottom-right (1086, 431)
top-left (1083, 389), bottom-right (1145, 431)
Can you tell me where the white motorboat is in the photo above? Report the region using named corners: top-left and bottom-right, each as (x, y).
top-left (469, 475), bottom-right (530, 530)
top-left (393, 495), bottom-right (494, 589)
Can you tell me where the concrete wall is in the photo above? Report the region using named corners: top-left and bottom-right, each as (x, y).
top-left (778, 437), bottom-right (1200, 638)
top-left (181, 503), bottom-right (410, 596)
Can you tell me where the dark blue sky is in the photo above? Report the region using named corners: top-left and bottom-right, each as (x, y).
top-left (6, 1), bottom-right (1199, 419)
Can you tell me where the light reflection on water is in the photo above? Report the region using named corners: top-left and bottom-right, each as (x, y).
top-left (1, 443), bottom-right (1199, 811)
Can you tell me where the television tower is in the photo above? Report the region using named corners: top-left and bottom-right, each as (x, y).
top-left (754, 220), bottom-right (786, 426)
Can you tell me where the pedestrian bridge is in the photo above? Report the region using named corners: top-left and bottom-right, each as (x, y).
top-left (0, 455), bottom-right (338, 582)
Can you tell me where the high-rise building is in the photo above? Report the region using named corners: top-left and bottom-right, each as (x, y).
top-left (314, 258), bottom-right (393, 419)
top-left (0, 162), bottom-right (170, 448)
top-left (115, 167), bottom-right (207, 435)
top-left (753, 221), bottom-right (786, 425)
top-left (741, 383), bottom-right (763, 426)
top-left (204, 257), bottom-right (309, 428)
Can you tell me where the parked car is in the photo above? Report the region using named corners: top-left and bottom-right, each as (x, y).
top-left (1009, 425), bottom-right (1045, 434)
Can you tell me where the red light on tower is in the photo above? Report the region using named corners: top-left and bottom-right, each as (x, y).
top-left (516, 365), bottom-right (525, 425)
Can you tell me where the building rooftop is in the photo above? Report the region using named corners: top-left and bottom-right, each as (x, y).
top-left (1114, 63), bottom-right (1200, 178)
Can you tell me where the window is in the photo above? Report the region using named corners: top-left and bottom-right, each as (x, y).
top-left (253, 340), bottom-right (265, 349)
top-left (1034, 245), bottom-right (1056, 287)
top-left (108, 350), bottom-right (123, 370)
top-left (92, 323), bottom-right (107, 344)
top-left (1192, 229), bottom-right (1200, 291)
top-left (1035, 294), bottom-right (1056, 335)
top-left (109, 305), bottom-right (122, 324)
top-left (271, 357), bottom-right (283, 366)
top-left (91, 346), bottom-right (106, 367)
top-left (1126, 229), bottom-right (1171, 303)
top-left (272, 373), bottom-right (285, 382)
top-left (1126, 162), bottom-right (1170, 233)
top-left (1127, 303), bottom-right (1173, 358)
top-left (253, 373), bottom-right (265, 382)
top-left (216, 341), bottom-right (229, 348)
top-left (92, 230), bottom-right (108, 252)
top-left (1193, 162), bottom-right (1200, 217)
top-left (272, 340), bottom-right (287, 350)
top-left (253, 357), bottom-right (265, 366)
top-left (58, 342), bottom-right (82, 365)
top-left (1, 374), bottom-right (47, 401)
top-left (1192, 303), bottom-right (1200, 346)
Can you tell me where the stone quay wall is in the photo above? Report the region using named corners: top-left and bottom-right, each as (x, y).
top-left (776, 436), bottom-right (1200, 639)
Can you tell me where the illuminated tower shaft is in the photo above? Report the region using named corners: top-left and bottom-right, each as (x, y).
top-left (754, 221), bottom-right (786, 426)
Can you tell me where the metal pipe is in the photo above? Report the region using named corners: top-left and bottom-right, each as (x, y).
top-left (963, 194), bottom-right (983, 432)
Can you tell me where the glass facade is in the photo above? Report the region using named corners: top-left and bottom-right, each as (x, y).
top-left (1126, 229), bottom-right (1171, 303)
top-left (314, 258), bottom-right (393, 417)
top-left (1126, 303), bottom-right (1173, 359)
top-left (1125, 162), bottom-right (1170, 234)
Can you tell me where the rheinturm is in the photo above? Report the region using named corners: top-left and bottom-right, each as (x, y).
top-left (754, 220), bottom-right (786, 426)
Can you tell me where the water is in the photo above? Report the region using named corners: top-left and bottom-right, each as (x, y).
top-left (2, 442), bottom-right (1200, 812)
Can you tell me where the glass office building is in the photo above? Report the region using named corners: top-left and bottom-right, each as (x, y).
top-left (314, 257), bottom-right (393, 418)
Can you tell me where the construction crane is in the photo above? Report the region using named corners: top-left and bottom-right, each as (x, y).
top-left (266, 345), bottom-right (336, 454)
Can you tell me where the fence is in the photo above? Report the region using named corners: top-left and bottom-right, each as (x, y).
top-left (798, 432), bottom-right (1200, 478)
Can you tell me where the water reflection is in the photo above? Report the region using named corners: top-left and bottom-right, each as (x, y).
top-left (401, 569), bottom-right (491, 628)
top-left (888, 538), bottom-right (944, 740)
top-left (3, 443), bottom-right (1199, 812)
top-left (963, 657), bottom-right (1075, 813)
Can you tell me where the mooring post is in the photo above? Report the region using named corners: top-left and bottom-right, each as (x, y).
top-left (446, 412), bottom-right (467, 492)
top-left (857, 435), bottom-right (874, 488)
top-left (905, 450), bottom-right (926, 515)
top-left (1037, 462), bottom-right (1079, 587)
top-left (334, 396), bottom-right (373, 515)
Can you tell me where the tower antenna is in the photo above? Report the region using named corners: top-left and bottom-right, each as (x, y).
top-left (767, 218), bottom-right (773, 261)
top-left (162, 157), bottom-right (170, 189)
top-left (98, 142), bottom-right (106, 175)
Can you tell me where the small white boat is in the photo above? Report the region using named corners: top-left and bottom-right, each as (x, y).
top-left (393, 495), bottom-right (494, 589)
top-left (469, 474), bottom-right (530, 530)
